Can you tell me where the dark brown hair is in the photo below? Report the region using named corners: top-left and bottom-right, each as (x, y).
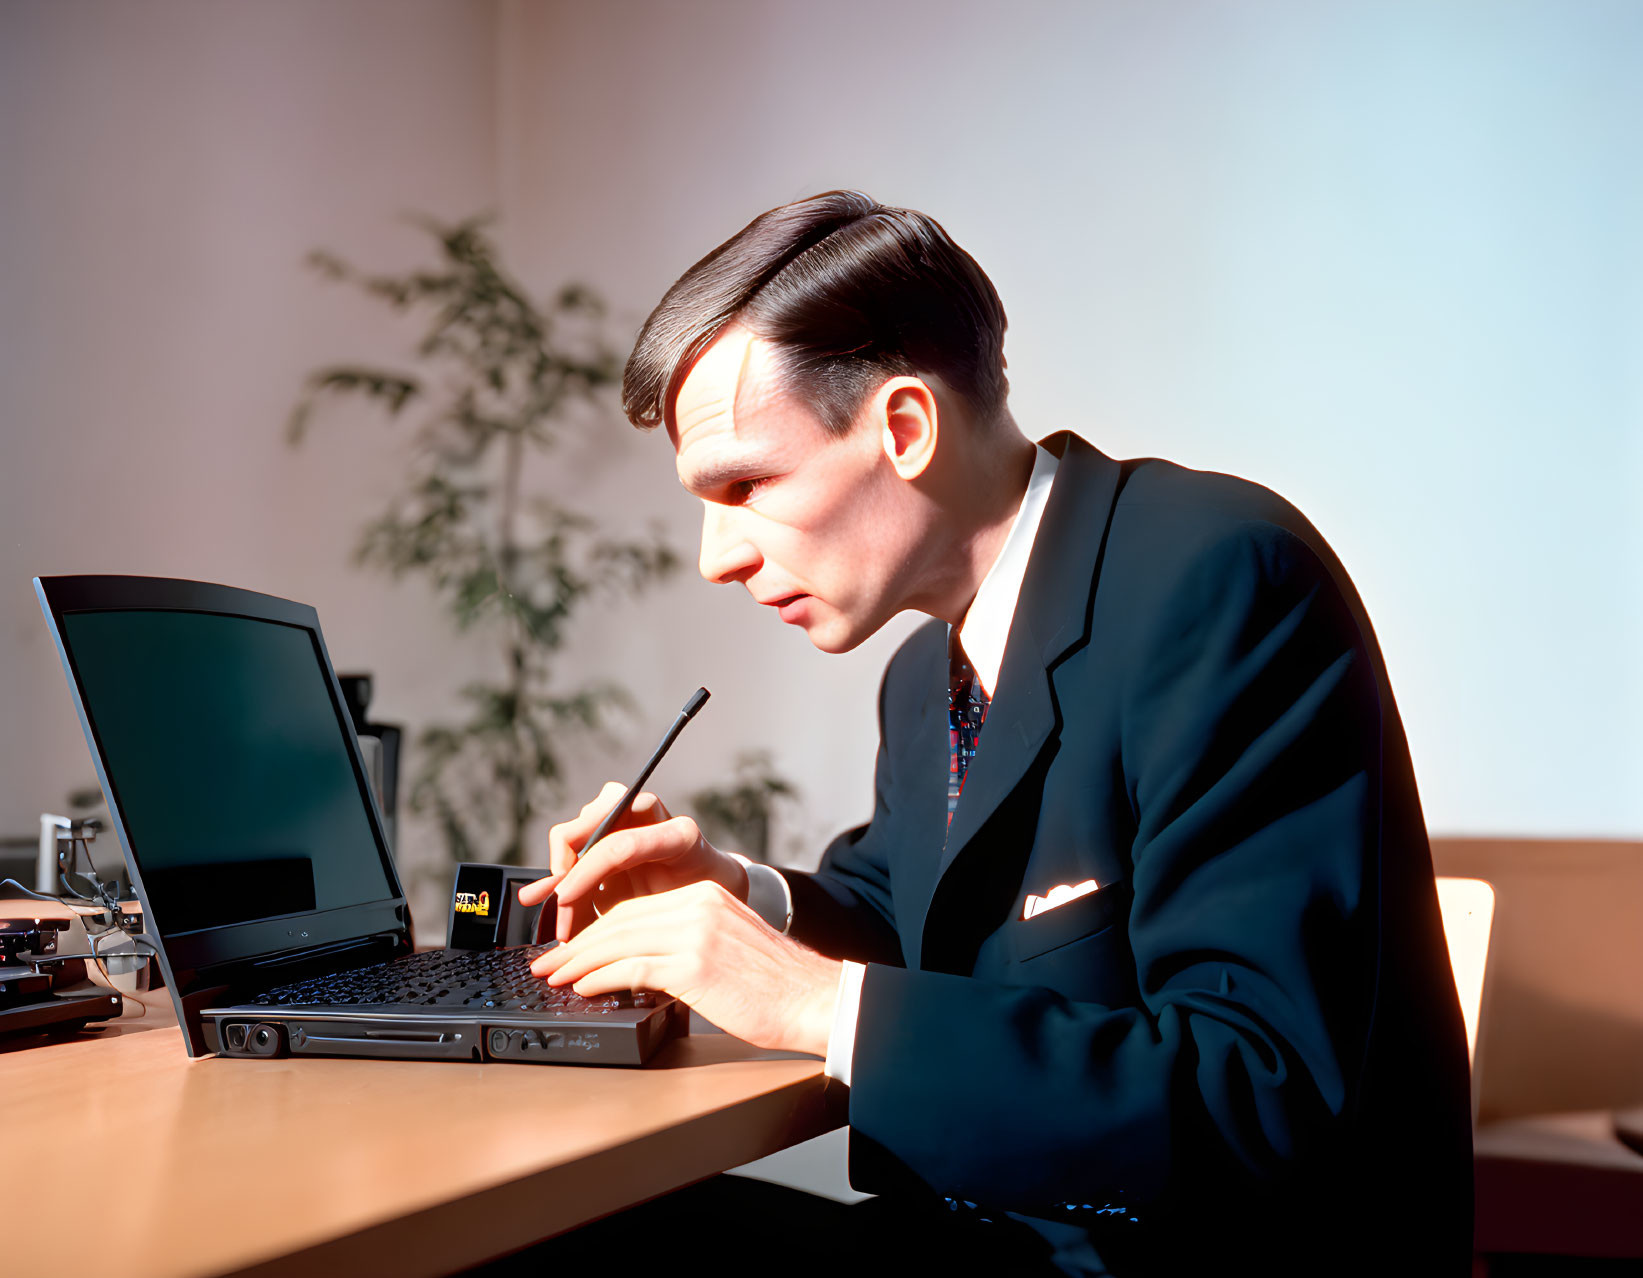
top-left (622, 191), bottom-right (1008, 436)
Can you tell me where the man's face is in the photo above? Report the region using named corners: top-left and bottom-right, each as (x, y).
top-left (670, 326), bottom-right (924, 653)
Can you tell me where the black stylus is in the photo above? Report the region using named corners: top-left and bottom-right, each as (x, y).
top-left (579, 687), bottom-right (711, 914)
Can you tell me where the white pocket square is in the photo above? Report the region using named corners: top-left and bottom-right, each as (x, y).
top-left (1023, 878), bottom-right (1100, 920)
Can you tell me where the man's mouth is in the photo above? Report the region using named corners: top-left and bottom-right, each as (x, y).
top-left (767, 594), bottom-right (809, 623)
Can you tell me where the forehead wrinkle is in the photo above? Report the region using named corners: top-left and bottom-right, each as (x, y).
top-left (675, 326), bottom-right (775, 495)
top-left (673, 379), bottom-right (729, 437)
top-left (674, 324), bottom-right (754, 440)
top-left (728, 326), bottom-right (761, 438)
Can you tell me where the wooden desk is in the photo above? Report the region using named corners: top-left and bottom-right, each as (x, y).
top-left (3, 986), bottom-right (845, 1277)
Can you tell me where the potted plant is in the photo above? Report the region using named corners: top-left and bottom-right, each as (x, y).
top-left (289, 215), bottom-right (678, 884)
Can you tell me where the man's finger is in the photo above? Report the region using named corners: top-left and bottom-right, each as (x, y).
top-left (548, 790), bottom-right (620, 865)
top-left (556, 877), bottom-right (648, 942)
top-left (591, 779), bottom-right (628, 809)
top-left (566, 956), bottom-right (665, 1000)
top-left (627, 790), bottom-right (670, 822)
top-left (539, 884), bottom-right (691, 952)
top-left (548, 821), bottom-right (576, 877)
top-left (548, 786), bottom-right (672, 875)
top-left (532, 889), bottom-right (704, 977)
top-left (579, 782), bottom-right (669, 830)
top-left (534, 919), bottom-right (683, 987)
top-left (549, 782), bottom-right (635, 860)
top-left (552, 816), bottom-right (701, 905)
top-left (516, 872), bottom-right (562, 907)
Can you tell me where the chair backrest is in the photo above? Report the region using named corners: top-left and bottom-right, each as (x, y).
top-left (1431, 837), bottom-right (1643, 1123)
top-left (1435, 875), bottom-right (1496, 1125)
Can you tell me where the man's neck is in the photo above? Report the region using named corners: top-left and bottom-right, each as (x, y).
top-left (924, 432), bottom-right (1038, 627)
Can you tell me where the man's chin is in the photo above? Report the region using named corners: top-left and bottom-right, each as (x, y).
top-left (797, 610), bottom-right (879, 655)
top-left (806, 630), bottom-right (861, 655)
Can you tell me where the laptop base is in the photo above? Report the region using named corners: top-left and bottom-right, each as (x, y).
top-left (200, 997), bottom-right (686, 1065)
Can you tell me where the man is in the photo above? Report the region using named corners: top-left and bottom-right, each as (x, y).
top-left (515, 191), bottom-right (1473, 1276)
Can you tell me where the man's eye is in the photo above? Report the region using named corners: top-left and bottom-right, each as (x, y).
top-left (732, 477), bottom-right (772, 503)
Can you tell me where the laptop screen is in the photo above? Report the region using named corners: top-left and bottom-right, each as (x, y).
top-left (57, 608), bottom-right (397, 937)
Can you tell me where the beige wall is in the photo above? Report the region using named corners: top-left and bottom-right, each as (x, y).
top-left (3, 1), bottom-right (1640, 948)
top-left (495, 0), bottom-right (1643, 844)
top-left (0, 0), bottom-right (502, 928)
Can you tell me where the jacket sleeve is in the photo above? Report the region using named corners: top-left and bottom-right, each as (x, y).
top-left (843, 521), bottom-right (1386, 1220)
top-left (777, 655), bottom-right (910, 968)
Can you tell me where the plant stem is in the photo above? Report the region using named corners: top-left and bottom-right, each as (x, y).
top-left (500, 427), bottom-right (528, 864)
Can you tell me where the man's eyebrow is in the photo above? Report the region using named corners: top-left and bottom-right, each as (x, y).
top-left (680, 454), bottom-right (778, 494)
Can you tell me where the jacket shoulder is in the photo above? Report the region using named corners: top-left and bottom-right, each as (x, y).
top-left (1107, 454), bottom-right (1353, 591)
top-left (1114, 455), bottom-right (1323, 544)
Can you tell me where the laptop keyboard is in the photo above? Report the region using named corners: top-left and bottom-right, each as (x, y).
top-left (249, 944), bottom-right (658, 1016)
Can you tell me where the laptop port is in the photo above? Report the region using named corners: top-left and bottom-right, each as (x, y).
top-left (246, 1022), bottom-right (283, 1057)
top-left (224, 1023), bottom-right (247, 1052)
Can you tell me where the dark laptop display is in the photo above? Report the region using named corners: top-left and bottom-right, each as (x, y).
top-left (34, 575), bottom-right (682, 1065)
top-left (58, 608), bottom-right (395, 935)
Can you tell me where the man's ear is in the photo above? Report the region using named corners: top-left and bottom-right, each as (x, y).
top-left (876, 377), bottom-right (939, 481)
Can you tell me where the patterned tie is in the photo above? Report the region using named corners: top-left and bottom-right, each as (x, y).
top-left (948, 631), bottom-right (991, 828)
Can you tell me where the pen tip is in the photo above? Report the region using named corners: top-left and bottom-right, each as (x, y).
top-left (683, 687), bottom-right (710, 717)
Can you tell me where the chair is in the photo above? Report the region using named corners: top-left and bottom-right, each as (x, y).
top-left (1435, 875), bottom-right (1496, 1126)
top-left (1431, 838), bottom-right (1643, 1264)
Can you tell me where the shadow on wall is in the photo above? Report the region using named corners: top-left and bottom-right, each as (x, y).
top-left (1482, 981), bottom-right (1643, 1120)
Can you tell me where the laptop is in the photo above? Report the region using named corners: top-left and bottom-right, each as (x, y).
top-left (33, 575), bottom-right (684, 1065)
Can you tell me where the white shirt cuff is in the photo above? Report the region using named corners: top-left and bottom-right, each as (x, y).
top-left (728, 854), bottom-right (792, 934)
top-left (823, 960), bottom-right (866, 1086)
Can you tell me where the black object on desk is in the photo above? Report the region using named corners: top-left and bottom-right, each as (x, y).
top-left (339, 673), bottom-right (402, 858)
top-left (0, 986), bottom-right (125, 1039)
top-left (0, 917), bottom-right (123, 1040)
top-left (449, 862), bottom-right (558, 951)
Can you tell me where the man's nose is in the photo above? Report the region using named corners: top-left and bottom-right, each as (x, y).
top-left (699, 504), bottom-right (761, 585)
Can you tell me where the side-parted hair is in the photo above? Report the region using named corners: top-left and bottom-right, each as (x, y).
top-left (622, 191), bottom-right (1008, 436)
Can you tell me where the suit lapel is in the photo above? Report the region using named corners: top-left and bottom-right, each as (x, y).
top-left (903, 644), bottom-right (952, 909)
top-left (936, 612), bottom-right (1055, 876)
top-left (913, 432), bottom-right (1126, 963)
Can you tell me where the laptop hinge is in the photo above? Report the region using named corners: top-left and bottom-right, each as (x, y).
top-left (244, 931), bottom-right (404, 979)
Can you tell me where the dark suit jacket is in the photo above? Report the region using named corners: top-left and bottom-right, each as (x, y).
top-left (777, 432), bottom-right (1473, 1275)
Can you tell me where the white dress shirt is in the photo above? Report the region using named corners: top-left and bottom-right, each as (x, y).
top-left (737, 443), bottom-right (1061, 1087)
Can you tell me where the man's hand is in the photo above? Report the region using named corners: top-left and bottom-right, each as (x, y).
top-left (518, 782), bottom-right (749, 941)
top-left (528, 880), bottom-right (841, 1057)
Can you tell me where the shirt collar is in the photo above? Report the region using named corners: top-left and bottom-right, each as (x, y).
top-left (955, 442), bottom-right (1060, 697)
